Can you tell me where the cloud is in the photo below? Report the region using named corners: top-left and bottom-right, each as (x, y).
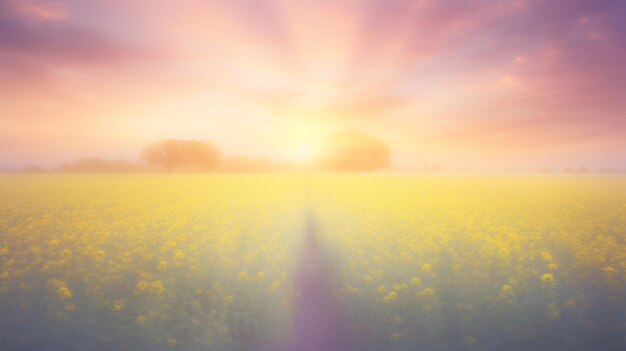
top-left (11, 0), bottom-right (69, 21)
top-left (1, 0), bottom-right (625, 168)
top-left (0, 4), bottom-right (153, 64)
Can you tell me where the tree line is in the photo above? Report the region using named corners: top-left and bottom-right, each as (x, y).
top-left (24, 130), bottom-right (392, 173)
top-left (140, 130), bottom-right (391, 173)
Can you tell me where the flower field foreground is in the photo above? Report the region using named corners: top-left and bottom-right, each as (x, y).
top-left (309, 175), bottom-right (626, 351)
top-left (1, 175), bottom-right (625, 351)
top-left (0, 175), bottom-right (306, 350)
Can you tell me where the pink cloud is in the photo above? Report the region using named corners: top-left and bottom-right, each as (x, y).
top-left (11, 0), bottom-right (68, 21)
top-left (1, 0), bottom-right (625, 169)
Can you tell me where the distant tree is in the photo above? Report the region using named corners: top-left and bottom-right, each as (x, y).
top-left (142, 139), bottom-right (221, 172)
top-left (317, 130), bottom-right (390, 173)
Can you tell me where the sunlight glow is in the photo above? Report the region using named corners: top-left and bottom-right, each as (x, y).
top-left (291, 143), bottom-right (319, 162)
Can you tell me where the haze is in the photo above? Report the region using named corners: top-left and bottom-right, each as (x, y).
top-left (1, 0), bottom-right (625, 170)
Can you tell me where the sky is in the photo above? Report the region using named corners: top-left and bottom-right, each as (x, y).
top-left (1, 0), bottom-right (625, 170)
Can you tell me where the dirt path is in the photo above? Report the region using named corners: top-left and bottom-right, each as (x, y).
top-left (289, 210), bottom-right (353, 351)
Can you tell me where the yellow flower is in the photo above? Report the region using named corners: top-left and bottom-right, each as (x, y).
top-left (173, 250), bottom-right (185, 260)
top-left (151, 280), bottom-right (165, 294)
top-left (270, 280), bottom-right (281, 291)
top-left (224, 295), bottom-right (234, 303)
top-left (541, 251), bottom-right (553, 262)
top-left (111, 299), bottom-right (124, 312)
top-left (94, 250), bottom-right (106, 260)
top-left (383, 291), bottom-right (398, 303)
top-left (420, 288), bottom-right (434, 297)
top-left (57, 286), bottom-right (72, 299)
top-left (167, 337), bottom-right (178, 347)
top-left (136, 280), bottom-right (150, 292)
top-left (541, 273), bottom-right (554, 283)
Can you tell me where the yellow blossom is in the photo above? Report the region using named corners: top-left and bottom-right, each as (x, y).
top-left (542, 273), bottom-right (555, 283)
top-left (57, 286), bottom-right (72, 299)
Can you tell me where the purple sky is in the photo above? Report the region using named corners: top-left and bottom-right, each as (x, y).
top-left (1, 0), bottom-right (625, 170)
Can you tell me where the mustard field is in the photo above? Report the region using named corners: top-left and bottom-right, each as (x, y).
top-left (0, 175), bottom-right (625, 351)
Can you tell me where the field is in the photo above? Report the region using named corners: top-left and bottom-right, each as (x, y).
top-left (1, 175), bottom-right (625, 350)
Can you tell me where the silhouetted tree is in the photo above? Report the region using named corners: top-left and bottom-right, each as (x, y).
top-left (142, 139), bottom-right (221, 172)
top-left (318, 130), bottom-right (390, 172)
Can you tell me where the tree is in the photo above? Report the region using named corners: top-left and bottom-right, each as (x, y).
top-left (317, 130), bottom-right (391, 172)
top-left (142, 139), bottom-right (221, 172)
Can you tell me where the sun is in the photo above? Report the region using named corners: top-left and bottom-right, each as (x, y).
top-left (284, 122), bottom-right (326, 163)
top-left (292, 143), bottom-right (319, 162)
